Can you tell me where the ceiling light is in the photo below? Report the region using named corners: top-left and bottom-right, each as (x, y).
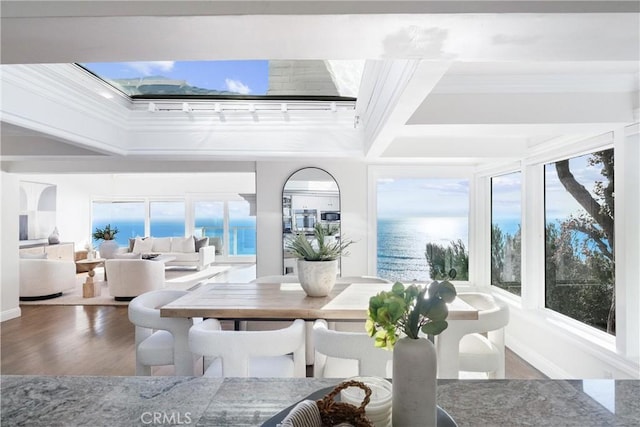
top-left (281, 103), bottom-right (288, 113)
top-left (214, 103), bottom-right (222, 113)
top-left (248, 103), bottom-right (256, 113)
top-left (182, 102), bottom-right (192, 112)
top-left (148, 102), bottom-right (157, 112)
top-left (330, 102), bottom-right (337, 113)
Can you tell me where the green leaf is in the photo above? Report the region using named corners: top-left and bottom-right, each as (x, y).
top-left (427, 280), bottom-right (439, 298)
top-left (438, 280), bottom-right (457, 303)
top-left (422, 320), bottom-right (448, 335)
top-left (391, 282), bottom-right (405, 295)
top-left (426, 299), bottom-right (449, 321)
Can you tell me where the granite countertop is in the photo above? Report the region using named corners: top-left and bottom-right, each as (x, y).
top-left (1, 376), bottom-right (638, 426)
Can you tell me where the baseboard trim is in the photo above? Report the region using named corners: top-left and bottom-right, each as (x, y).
top-left (20, 292), bottom-right (63, 301)
top-left (1, 307), bottom-right (22, 322)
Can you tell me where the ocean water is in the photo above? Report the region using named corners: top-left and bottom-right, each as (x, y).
top-left (92, 219), bottom-right (256, 255)
top-left (377, 217), bottom-right (469, 282)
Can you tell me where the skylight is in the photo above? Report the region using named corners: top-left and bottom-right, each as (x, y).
top-left (78, 60), bottom-right (362, 100)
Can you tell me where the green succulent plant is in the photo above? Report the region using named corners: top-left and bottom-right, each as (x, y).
top-left (366, 275), bottom-right (457, 350)
top-left (286, 223), bottom-right (354, 261)
top-left (92, 224), bottom-right (119, 241)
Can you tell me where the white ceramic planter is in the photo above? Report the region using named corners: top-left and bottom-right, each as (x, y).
top-left (296, 259), bottom-right (338, 297)
top-left (392, 337), bottom-right (437, 427)
top-left (98, 240), bottom-right (120, 259)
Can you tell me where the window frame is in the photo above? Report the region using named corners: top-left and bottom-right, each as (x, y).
top-left (490, 170), bottom-right (523, 296)
top-left (368, 164), bottom-right (475, 286)
top-left (477, 133), bottom-right (624, 354)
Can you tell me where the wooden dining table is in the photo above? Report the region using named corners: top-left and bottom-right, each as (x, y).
top-left (160, 281), bottom-right (479, 321)
top-left (160, 281), bottom-right (480, 378)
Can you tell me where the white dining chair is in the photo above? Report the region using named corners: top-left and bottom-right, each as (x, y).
top-left (436, 292), bottom-right (510, 379)
top-left (313, 319), bottom-right (393, 378)
top-left (245, 275), bottom-right (317, 365)
top-left (128, 289), bottom-right (196, 376)
top-left (189, 318), bottom-right (306, 377)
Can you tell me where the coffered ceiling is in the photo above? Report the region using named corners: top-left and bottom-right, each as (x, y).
top-left (1, 1), bottom-right (638, 168)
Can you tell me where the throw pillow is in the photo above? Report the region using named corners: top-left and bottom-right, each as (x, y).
top-left (113, 252), bottom-right (142, 259)
top-left (20, 252), bottom-right (47, 259)
top-left (132, 237), bottom-right (153, 254)
top-left (170, 236), bottom-right (195, 253)
top-left (152, 237), bottom-right (172, 253)
top-left (193, 236), bottom-right (209, 252)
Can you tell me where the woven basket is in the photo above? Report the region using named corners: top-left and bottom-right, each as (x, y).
top-left (316, 380), bottom-right (374, 427)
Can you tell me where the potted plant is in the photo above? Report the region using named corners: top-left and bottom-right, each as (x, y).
top-left (92, 224), bottom-right (120, 259)
top-left (285, 223), bottom-right (354, 297)
top-left (366, 271), bottom-right (457, 427)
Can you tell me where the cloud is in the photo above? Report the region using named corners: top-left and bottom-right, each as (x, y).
top-left (225, 78), bottom-right (251, 95)
top-left (126, 61), bottom-right (175, 76)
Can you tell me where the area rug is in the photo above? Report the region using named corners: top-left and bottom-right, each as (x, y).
top-left (20, 265), bottom-right (231, 307)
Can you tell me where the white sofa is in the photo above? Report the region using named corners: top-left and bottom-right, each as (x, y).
top-left (19, 258), bottom-right (76, 300)
top-left (126, 236), bottom-right (215, 270)
top-left (105, 259), bottom-right (166, 301)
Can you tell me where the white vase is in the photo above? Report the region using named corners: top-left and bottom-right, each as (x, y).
top-left (48, 227), bottom-right (60, 244)
top-left (296, 259), bottom-right (338, 297)
top-left (392, 337), bottom-right (437, 427)
top-left (99, 240), bottom-right (119, 259)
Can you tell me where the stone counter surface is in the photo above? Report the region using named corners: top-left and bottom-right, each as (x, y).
top-left (1, 376), bottom-right (638, 426)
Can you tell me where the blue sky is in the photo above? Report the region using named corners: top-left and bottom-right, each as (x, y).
top-left (492, 171), bottom-right (522, 220)
top-left (81, 60), bottom-right (270, 95)
top-left (545, 153), bottom-right (609, 221)
top-left (377, 178), bottom-right (469, 219)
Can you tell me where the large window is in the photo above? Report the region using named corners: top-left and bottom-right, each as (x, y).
top-left (150, 201), bottom-right (185, 237)
top-left (377, 178), bottom-right (469, 282)
top-left (194, 200), bottom-right (256, 257)
top-left (91, 201), bottom-right (145, 247)
top-left (194, 201), bottom-right (225, 253)
top-left (228, 200), bottom-right (256, 256)
top-left (544, 148), bottom-right (615, 334)
top-left (491, 172), bottom-right (522, 295)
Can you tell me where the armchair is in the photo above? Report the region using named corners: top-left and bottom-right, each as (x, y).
top-left (19, 258), bottom-right (76, 300)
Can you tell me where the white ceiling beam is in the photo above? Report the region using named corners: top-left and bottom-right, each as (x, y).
top-left (2, 13), bottom-right (638, 64)
top-left (3, 1), bottom-right (638, 19)
top-left (409, 92), bottom-right (636, 125)
top-left (398, 123), bottom-right (630, 138)
top-left (363, 60), bottom-right (451, 159)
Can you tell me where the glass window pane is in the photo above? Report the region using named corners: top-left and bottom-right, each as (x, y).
top-left (377, 178), bottom-right (469, 282)
top-left (150, 201), bottom-right (185, 237)
top-left (544, 148), bottom-right (615, 334)
top-left (194, 201), bottom-right (224, 254)
top-left (92, 201), bottom-right (145, 247)
top-left (228, 200), bottom-right (256, 256)
top-left (491, 172), bottom-right (522, 295)
top-left (78, 60), bottom-right (362, 99)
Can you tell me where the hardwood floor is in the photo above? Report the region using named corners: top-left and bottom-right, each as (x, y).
top-left (1, 304), bottom-right (547, 379)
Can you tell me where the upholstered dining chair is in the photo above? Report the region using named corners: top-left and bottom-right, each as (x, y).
top-left (128, 289), bottom-right (195, 376)
top-left (244, 275), bottom-right (318, 364)
top-left (312, 319), bottom-right (393, 378)
top-left (435, 292), bottom-right (510, 379)
top-left (188, 318), bottom-right (306, 377)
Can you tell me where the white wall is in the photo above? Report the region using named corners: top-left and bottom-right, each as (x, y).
top-left (1, 171), bottom-right (21, 321)
top-left (256, 160), bottom-right (368, 277)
